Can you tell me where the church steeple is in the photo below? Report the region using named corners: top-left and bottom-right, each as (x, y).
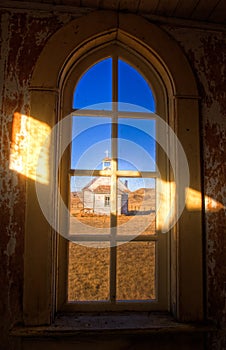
top-left (102, 150), bottom-right (111, 170)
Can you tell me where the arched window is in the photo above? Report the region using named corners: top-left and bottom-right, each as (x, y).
top-left (25, 12), bottom-right (203, 326)
top-left (58, 51), bottom-right (169, 311)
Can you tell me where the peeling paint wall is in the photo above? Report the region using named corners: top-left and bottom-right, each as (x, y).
top-left (161, 26), bottom-right (226, 330)
top-left (0, 9), bottom-right (84, 349)
top-left (0, 6), bottom-right (225, 350)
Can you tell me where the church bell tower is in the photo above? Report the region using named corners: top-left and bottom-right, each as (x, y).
top-left (102, 150), bottom-right (111, 170)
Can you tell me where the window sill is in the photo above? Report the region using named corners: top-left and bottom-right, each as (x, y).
top-left (12, 312), bottom-right (215, 337)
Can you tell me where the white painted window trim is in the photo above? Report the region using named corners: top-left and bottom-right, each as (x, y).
top-left (58, 46), bottom-right (169, 312)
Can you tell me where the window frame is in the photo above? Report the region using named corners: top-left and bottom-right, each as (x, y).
top-left (57, 45), bottom-right (169, 312)
top-left (25, 11), bottom-right (203, 326)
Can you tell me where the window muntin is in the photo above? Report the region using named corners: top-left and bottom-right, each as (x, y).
top-left (63, 55), bottom-right (168, 311)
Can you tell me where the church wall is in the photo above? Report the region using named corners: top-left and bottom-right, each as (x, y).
top-left (93, 193), bottom-right (109, 215)
top-left (83, 190), bottom-right (94, 211)
top-left (0, 6), bottom-right (225, 350)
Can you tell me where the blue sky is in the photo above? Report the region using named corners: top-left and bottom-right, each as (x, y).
top-left (72, 58), bottom-right (155, 111)
top-left (71, 58), bottom-right (156, 192)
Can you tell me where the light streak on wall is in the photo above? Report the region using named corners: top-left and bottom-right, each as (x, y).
top-left (10, 113), bottom-right (50, 185)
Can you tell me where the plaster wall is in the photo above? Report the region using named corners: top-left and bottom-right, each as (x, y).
top-left (0, 7), bottom-right (225, 350)
top-left (161, 25), bottom-right (226, 328)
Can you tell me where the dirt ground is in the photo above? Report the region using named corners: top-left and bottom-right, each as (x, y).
top-left (70, 212), bottom-right (156, 235)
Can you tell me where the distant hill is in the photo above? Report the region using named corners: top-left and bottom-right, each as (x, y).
top-left (128, 188), bottom-right (155, 211)
top-left (70, 187), bottom-right (155, 214)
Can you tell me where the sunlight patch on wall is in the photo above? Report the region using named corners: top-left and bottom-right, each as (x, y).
top-left (10, 113), bottom-right (50, 184)
top-left (204, 195), bottom-right (224, 211)
top-left (156, 180), bottom-right (176, 232)
top-left (156, 182), bottom-right (224, 232)
top-left (186, 187), bottom-right (224, 212)
top-left (186, 187), bottom-right (202, 211)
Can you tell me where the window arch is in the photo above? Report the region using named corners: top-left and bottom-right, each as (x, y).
top-left (72, 57), bottom-right (156, 112)
top-left (25, 11), bottom-right (203, 325)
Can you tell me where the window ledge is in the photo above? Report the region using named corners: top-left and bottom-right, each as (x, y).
top-left (11, 312), bottom-right (216, 337)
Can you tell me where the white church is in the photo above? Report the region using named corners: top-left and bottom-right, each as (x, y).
top-left (82, 154), bottom-right (129, 215)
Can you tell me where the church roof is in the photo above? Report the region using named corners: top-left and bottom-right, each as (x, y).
top-left (93, 185), bottom-right (110, 194)
top-left (82, 176), bottom-right (130, 194)
top-left (82, 177), bottom-right (96, 190)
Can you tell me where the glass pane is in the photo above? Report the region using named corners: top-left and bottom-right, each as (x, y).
top-left (118, 59), bottom-right (155, 112)
top-left (70, 176), bottom-right (111, 234)
top-left (71, 116), bottom-right (111, 170)
top-left (68, 242), bottom-right (110, 301)
top-left (118, 118), bottom-right (156, 171)
top-left (117, 178), bottom-right (156, 236)
top-left (116, 242), bottom-right (156, 300)
top-left (73, 58), bottom-right (112, 110)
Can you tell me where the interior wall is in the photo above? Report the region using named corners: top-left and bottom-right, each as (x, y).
top-left (0, 6), bottom-right (225, 350)
top-left (161, 24), bottom-right (226, 327)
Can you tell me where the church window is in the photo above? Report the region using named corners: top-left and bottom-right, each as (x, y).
top-left (105, 196), bottom-right (110, 207)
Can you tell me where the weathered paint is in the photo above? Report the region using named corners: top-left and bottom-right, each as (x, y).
top-left (162, 26), bottom-right (226, 329)
top-left (0, 6), bottom-right (225, 349)
top-left (0, 9), bottom-right (81, 349)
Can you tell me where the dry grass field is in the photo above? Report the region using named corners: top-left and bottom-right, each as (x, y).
top-left (68, 241), bottom-right (156, 302)
top-left (68, 187), bottom-right (156, 303)
top-left (70, 212), bottom-right (156, 235)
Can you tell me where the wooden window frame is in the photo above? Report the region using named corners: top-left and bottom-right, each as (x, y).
top-left (57, 46), bottom-right (169, 312)
top-left (24, 11), bottom-right (203, 326)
